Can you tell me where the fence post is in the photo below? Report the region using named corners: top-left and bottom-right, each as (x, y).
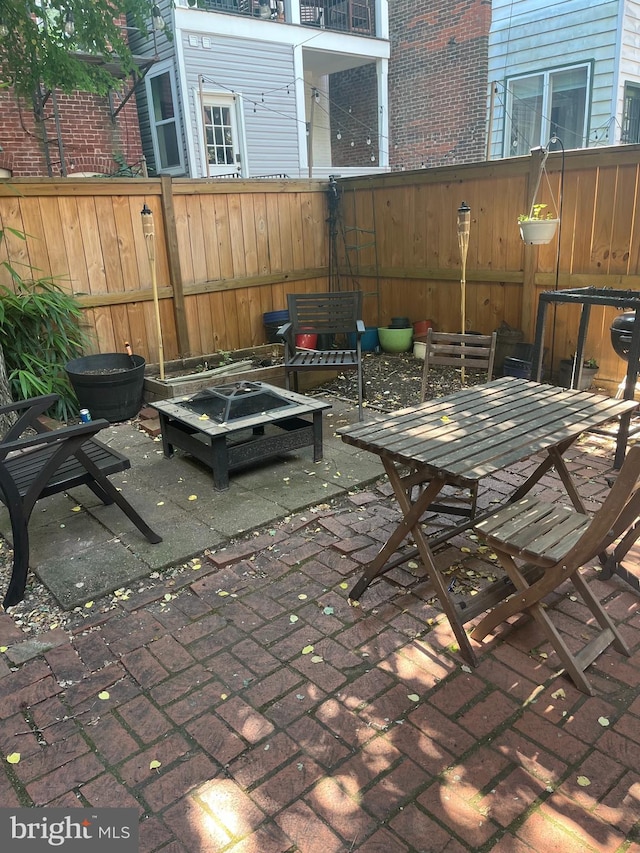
top-left (160, 176), bottom-right (190, 356)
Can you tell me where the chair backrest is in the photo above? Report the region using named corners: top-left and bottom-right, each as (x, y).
top-left (287, 291), bottom-right (363, 336)
top-left (562, 444), bottom-right (640, 570)
top-left (421, 329), bottom-right (497, 401)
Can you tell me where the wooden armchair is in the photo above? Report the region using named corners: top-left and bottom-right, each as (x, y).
top-left (0, 394), bottom-right (162, 608)
top-left (420, 329), bottom-right (497, 401)
top-left (471, 445), bottom-right (640, 694)
top-left (418, 330), bottom-right (497, 518)
top-left (278, 290), bottom-right (365, 420)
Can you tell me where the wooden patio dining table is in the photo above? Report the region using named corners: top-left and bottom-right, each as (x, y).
top-left (337, 376), bottom-right (638, 665)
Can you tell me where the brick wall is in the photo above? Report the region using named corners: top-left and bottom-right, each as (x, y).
top-left (0, 86), bottom-right (144, 177)
top-left (389, 0), bottom-right (490, 169)
top-left (329, 64), bottom-right (379, 167)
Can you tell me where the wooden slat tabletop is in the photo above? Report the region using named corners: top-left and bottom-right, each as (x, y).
top-left (338, 377), bottom-right (638, 481)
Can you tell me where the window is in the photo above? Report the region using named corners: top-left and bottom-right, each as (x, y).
top-left (505, 64), bottom-right (590, 156)
top-left (200, 94), bottom-right (242, 176)
top-left (622, 83), bottom-right (640, 144)
top-left (146, 66), bottom-right (184, 174)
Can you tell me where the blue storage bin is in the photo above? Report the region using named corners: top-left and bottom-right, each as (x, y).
top-left (347, 327), bottom-right (379, 352)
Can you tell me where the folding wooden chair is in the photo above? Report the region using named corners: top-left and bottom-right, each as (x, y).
top-left (471, 445), bottom-right (640, 694)
top-left (418, 329), bottom-right (497, 518)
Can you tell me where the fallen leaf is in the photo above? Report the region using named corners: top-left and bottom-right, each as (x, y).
top-left (598, 716), bottom-right (610, 727)
top-left (339, 582), bottom-right (348, 589)
top-left (441, 415), bottom-right (451, 423)
top-left (322, 606), bottom-right (334, 615)
top-left (577, 776), bottom-right (591, 787)
top-left (84, 601), bottom-right (94, 609)
top-left (98, 691), bottom-right (110, 700)
top-left (72, 505), bottom-right (82, 513)
top-left (311, 655), bottom-right (323, 663)
top-left (551, 688), bottom-right (566, 700)
top-left (407, 693), bottom-right (420, 702)
top-left (301, 645), bottom-right (314, 655)
top-left (289, 614), bottom-right (299, 623)
top-left (157, 501), bottom-right (165, 506)
top-left (217, 590), bottom-right (229, 597)
top-left (188, 494), bottom-right (198, 501)
top-left (149, 760), bottom-right (161, 770)
top-left (0, 646), bottom-right (7, 653)
top-left (6, 752), bottom-right (20, 764)
top-left (198, 414), bottom-right (209, 421)
top-left (298, 593), bottom-right (308, 600)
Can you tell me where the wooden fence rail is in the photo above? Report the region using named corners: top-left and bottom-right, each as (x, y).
top-left (2, 143), bottom-right (640, 393)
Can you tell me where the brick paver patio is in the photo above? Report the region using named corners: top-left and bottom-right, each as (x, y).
top-left (0, 431), bottom-right (638, 852)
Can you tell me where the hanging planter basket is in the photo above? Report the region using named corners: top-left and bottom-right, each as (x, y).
top-left (518, 218), bottom-right (560, 245)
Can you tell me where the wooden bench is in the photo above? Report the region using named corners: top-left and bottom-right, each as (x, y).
top-left (278, 291), bottom-right (365, 420)
top-left (0, 394), bottom-right (162, 608)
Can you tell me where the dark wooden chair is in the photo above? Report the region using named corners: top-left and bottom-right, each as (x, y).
top-left (471, 445), bottom-right (640, 694)
top-left (278, 290), bottom-right (365, 421)
top-left (0, 394), bottom-right (162, 608)
top-left (418, 329), bottom-right (497, 518)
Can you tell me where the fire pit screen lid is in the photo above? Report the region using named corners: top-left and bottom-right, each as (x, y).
top-left (184, 381), bottom-right (296, 423)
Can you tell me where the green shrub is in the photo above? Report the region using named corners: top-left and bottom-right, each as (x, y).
top-left (0, 228), bottom-right (90, 421)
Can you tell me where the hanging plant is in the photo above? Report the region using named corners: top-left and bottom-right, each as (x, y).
top-left (518, 204), bottom-right (559, 245)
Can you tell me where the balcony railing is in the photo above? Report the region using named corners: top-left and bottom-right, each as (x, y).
top-left (300, 1), bottom-right (374, 35)
top-left (197, 0), bottom-right (376, 36)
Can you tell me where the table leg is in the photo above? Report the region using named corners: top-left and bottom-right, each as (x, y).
top-left (158, 413), bottom-right (175, 459)
top-left (349, 468), bottom-right (446, 601)
top-left (210, 436), bottom-right (230, 491)
top-left (312, 411), bottom-right (324, 462)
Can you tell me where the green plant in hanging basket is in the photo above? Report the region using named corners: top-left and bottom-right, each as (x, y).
top-left (518, 204), bottom-right (560, 244)
top-left (517, 203), bottom-right (555, 222)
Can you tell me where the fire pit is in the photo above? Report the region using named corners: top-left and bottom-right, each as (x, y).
top-left (184, 381), bottom-right (297, 423)
top-left (150, 381), bottom-right (331, 490)
top-left (610, 312), bottom-right (637, 360)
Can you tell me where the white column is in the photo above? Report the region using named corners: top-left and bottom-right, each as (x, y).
top-left (377, 57), bottom-right (389, 168)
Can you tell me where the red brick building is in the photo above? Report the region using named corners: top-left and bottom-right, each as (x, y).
top-left (388, 0), bottom-right (491, 169)
top-left (0, 84), bottom-right (144, 178)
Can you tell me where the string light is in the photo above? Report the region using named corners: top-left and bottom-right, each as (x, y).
top-left (152, 4), bottom-right (166, 31)
top-left (336, 131), bottom-right (342, 140)
top-left (366, 135), bottom-right (371, 145)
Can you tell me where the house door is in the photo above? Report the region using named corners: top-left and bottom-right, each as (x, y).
top-left (201, 95), bottom-right (242, 177)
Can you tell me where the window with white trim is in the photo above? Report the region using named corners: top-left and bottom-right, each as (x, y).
top-left (505, 64), bottom-right (590, 156)
top-left (146, 65), bottom-right (184, 174)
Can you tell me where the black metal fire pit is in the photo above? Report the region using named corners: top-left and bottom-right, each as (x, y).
top-left (184, 381), bottom-right (297, 423)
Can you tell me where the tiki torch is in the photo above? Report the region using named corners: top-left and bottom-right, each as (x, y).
top-left (141, 203), bottom-right (165, 380)
top-left (457, 201), bottom-right (471, 382)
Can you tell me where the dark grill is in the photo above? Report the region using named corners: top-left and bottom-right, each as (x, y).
top-left (183, 381), bottom-right (296, 423)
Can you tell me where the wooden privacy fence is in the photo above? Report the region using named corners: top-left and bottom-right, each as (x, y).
top-left (336, 143), bottom-right (640, 394)
top-left (0, 177), bottom-right (330, 363)
top-left (2, 143), bottom-right (640, 393)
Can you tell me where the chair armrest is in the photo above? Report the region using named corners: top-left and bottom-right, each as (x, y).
top-left (0, 419), bottom-right (110, 461)
top-left (356, 320), bottom-right (366, 336)
top-left (0, 395), bottom-right (62, 443)
top-left (277, 322), bottom-right (295, 357)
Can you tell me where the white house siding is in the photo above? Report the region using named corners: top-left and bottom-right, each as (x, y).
top-left (129, 0), bottom-right (186, 176)
top-left (618, 0), bottom-right (640, 142)
top-left (179, 32), bottom-right (299, 177)
top-left (488, 0), bottom-right (620, 158)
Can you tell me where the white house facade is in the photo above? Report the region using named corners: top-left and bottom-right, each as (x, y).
top-left (131, 0), bottom-right (390, 178)
top-left (487, 0), bottom-right (640, 158)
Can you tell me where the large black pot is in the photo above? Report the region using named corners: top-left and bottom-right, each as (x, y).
top-left (66, 353), bottom-right (145, 422)
top-left (610, 312), bottom-right (636, 360)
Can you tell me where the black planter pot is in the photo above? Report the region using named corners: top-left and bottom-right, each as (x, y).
top-left (66, 353), bottom-right (146, 423)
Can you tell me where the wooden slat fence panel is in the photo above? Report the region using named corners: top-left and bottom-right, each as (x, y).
top-left (1, 148), bottom-right (640, 396)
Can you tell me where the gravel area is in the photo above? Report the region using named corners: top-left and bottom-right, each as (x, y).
top-left (311, 351), bottom-right (490, 411)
